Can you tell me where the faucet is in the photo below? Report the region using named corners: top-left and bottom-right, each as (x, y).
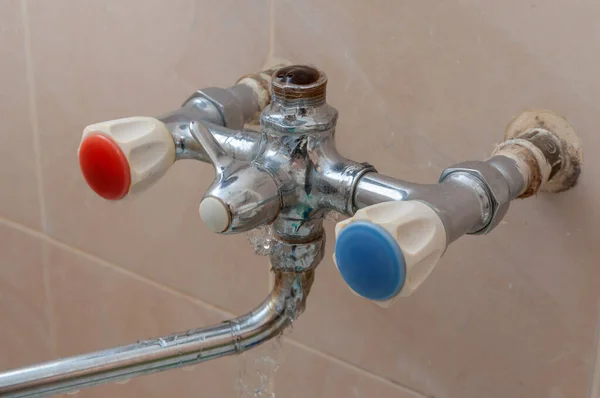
top-left (0, 64), bottom-right (582, 397)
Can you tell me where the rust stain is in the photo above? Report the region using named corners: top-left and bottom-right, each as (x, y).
top-left (555, 138), bottom-right (582, 192)
top-left (499, 142), bottom-right (543, 198)
top-left (504, 109), bottom-right (582, 194)
top-left (519, 130), bottom-right (563, 180)
top-left (517, 147), bottom-right (543, 199)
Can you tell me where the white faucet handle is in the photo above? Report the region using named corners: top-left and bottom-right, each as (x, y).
top-left (333, 200), bottom-right (447, 306)
top-left (79, 116), bottom-right (176, 200)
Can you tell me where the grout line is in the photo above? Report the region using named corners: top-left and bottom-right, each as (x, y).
top-left (19, 0), bottom-right (57, 357)
top-left (0, 216), bottom-right (237, 320)
top-left (267, 0), bottom-right (275, 61)
top-left (45, 235), bottom-right (240, 319)
top-left (261, 0), bottom-right (288, 69)
top-left (40, 239), bottom-right (58, 356)
top-left (20, 0), bottom-right (47, 233)
top-left (0, 215), bottom-right (427, 395)
top-left (284, 337), bottom-right (429, 397)
top-left (0, 214), bottom-right (45, 239)
top-left (265, 0), bottom-right (277, 294)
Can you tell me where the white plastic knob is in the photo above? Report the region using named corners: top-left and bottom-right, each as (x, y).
top-left (79, 116), bottom-right (176, 200)
top-left (199, 196), bottom-right (231, 233)
top-left (334, 200), bottom-right (447, 306)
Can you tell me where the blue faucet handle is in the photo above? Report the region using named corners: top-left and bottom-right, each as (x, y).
top-left (333, 200), bottom-right (447, 306)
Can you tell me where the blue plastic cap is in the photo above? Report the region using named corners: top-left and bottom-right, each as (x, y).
top-left (335, 221), bottom-right (406, 301)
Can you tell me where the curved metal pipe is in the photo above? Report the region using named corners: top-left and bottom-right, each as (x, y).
top-left (0, 271), bottom-right (314, 398)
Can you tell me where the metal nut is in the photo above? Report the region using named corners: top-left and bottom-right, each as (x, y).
top-left (440, 161), bottom-right (511, 234)
top-left (187, 87), bottom-right (245, 130)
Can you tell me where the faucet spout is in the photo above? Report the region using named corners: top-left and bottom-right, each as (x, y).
top-left (0, 270), bottom-right (314, 398)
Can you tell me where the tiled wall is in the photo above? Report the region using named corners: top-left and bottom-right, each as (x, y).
top-left (1, 0), bottom-right (599, 397)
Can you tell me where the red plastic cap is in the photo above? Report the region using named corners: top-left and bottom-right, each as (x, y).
top-left (79, 133), bottom-right (131, 200)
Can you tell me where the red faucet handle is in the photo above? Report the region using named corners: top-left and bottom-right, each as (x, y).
top-left (78, 117), bottom-right (176, 200)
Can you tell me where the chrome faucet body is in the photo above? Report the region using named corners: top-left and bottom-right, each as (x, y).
top-left (167, 66), bottom-right (510, 248)
top-left (0, 65), bottom-right (582, 397)
top-left (173, 66), bottom-right (377, 270)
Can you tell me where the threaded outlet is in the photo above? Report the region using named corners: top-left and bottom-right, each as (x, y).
top-left (271, 65), bottom-right (327, 107)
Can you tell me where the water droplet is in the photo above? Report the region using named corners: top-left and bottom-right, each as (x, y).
top-left (246, 225), bottom-right (274, 256)
top-left (66, 390), bottom-right (80, 395)
top-left (116, 378), bottom-right (131, 385)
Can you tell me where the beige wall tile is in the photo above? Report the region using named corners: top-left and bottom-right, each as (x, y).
top-left (274, 1), bottom-right (600, 397)
top-left (0, 221), bottom-right (52, 370)
top-left (27, 0), bottom-right (271, 313)
top-left (0, 1), bottom-right (41, 229)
